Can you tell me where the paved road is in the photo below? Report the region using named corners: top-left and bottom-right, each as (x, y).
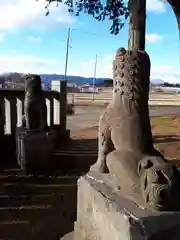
top-left (67, 106), bottom-right (180, 136)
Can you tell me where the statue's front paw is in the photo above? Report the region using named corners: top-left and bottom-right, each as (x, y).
top-left (90, 160), bottom-right (109, 173)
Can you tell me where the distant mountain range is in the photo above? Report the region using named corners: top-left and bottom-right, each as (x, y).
top-left (0, 72), bottom-right (166, 88)
top-left (150, 78), bottom-right (165, 85)
top-left (40, 74), bottom-right (166, 86)
top-left (40, 74), bottom-right (113, 86)
top-left (0, 72), bottom-right (113, 88)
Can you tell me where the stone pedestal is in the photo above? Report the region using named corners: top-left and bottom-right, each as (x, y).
top-left (74, 172), bottom-right (180, 240)
top-left (16, 127), bottom-right (55, 174)
top-left (51, 125), bottom-right (70, 149)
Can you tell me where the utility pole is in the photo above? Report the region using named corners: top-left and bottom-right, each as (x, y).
top-left (128, 0), bottom-right (146, 50)
top-left (92, 53), bottom-right (98, 101)
top-left (60, 28), bottom-right (71, 131)
top-left (64, 28), bottom-right (71, 82)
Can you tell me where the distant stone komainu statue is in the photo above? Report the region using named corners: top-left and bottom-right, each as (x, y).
top-left (16, 74), bottom-right (55, 174)
top-left (23, 74), bottom-right (48, 131)
top-left (90, 48), bottom-right (178, 211)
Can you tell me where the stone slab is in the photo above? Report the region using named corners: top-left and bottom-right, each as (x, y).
top-left (74, 171), bottom-right (180, 240)
top-left (16, 127), bottom-right (55, 173)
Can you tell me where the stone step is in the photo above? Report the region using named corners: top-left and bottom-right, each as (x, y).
top-left (0, 168), bottom-right (21, 175)
top-left (0, 207), bottom-right (76, 239)
top-left (0, 204), bottom-right (77, 222)
top-left (71, 142), bottom-right (97, 145)
top-left (55, 151), bottom-right (97, 156)
top-left (64, 146), bottom-right (97, 151)
top-left (56, 146), bottom-right (97, 153)
top-left (0, 205), bottom-right (53, 222)
top-left (0, 167), bottom-right (78, 239)
top-left (0, 182), bottom-right (77, 195)
top-left (0, 193), bottom-right (70, 207)
top-left (0, 174), bottom-right (78, 185)
top-left (63, 142), bottom-right (97, 150)
top-left (0, 221), bottom-right (31, 239)
top-left (54, 141), bottom-right (97, 173)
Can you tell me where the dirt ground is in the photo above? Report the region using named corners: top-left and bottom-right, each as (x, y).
top-left (72, 115), bottom-right (180, 161)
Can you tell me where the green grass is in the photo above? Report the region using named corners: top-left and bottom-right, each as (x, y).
top-left (151, 115), bottom-right (180, 134)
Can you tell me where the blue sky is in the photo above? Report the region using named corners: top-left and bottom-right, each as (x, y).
top-left (0, 0), bottom-right (179, 83)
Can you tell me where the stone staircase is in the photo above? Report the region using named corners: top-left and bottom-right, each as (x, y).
top-left (0, 138), bottom-right (98, 239)
top-left (54, 139), bottom-right (98, 174)
top-left (0, 169), bottom-right (78, 239)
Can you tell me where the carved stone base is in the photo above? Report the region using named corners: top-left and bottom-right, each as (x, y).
top-left (16, 127), bottom-right (55, 174)
top-left (74, 172), bottom-right (180, 240)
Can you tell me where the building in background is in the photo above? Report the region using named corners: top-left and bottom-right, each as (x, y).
top-left (80, 83), bottom-right (99, 93)
top-left (51, 80), bottom-right (80, 93)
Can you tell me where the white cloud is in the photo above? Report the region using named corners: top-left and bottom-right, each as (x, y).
top-left (27, 36), bottom-right (42, 43)
top-left (146, 33), bottom-right (162, 43)
top-left (0, 0), bottom-right (167, 36)
top-left (68, 54), bottom-right (114, 78)
top-left (146, 0), bottom-right (167, 13)
top-left (151, 65), bottom-right (180, 84)
top-left (73, 58), bottom-right (180, 84)
top-left (0, 54), bottom-right (179, 84)
top-left (0, 0), bottom-right (75, 33)
top-left (0, 0), bottom-right (167, 35)
top-left (0, 54), bottom-right (63, 74)
top-left (0, 53), bottom-right (114, 77)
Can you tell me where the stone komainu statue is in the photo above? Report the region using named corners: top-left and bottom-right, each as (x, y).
top-left (91, 48), bottom-right (178, 211)
top-left (23, 74), bottom-right (48, 131)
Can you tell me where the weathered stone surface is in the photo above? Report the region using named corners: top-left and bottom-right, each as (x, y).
top-left (74, 173), bottom-right (180, 240)
top-left (16, 127), bottom-right (55, 174)
top-left (16, 74), bottom-right (56, 173)
top-left (90, 48), bottom-right (179, 211)
top-left (23, 74), bottom-right (48, 131)
top-left (91, 48), bottom-right (158, 173)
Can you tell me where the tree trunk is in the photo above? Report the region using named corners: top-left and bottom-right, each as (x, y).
top-left (167, 1), bottom-right (180, 58)
top-left (128, 0), bottom-right (146, 51)
top-left (168, 0), bottom-right (180, 30)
